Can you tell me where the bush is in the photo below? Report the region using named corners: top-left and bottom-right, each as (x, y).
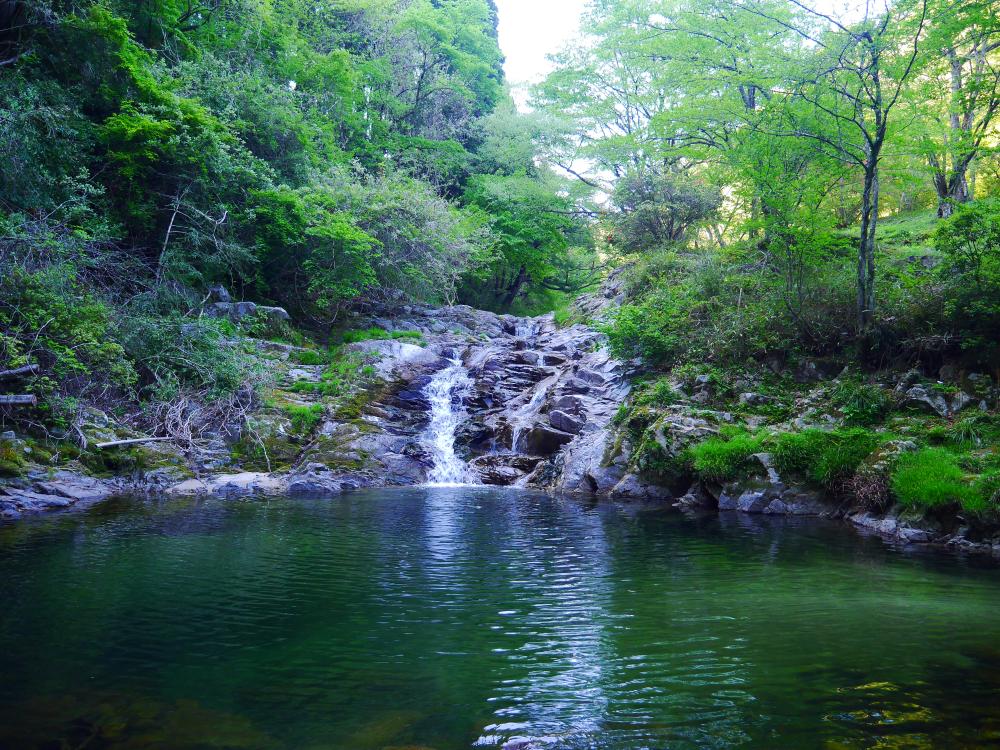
top-left (118, 312), bottom-right (264, 401)
top-left (285, 403), bottom-right (325, 435)
top-left (688, 429), bottom-right (765, 482)
top-left (832, 381), bottom-right (892, 426)
top-left (935, 199), bottom-right (1000, 366)
top-left (892, 448), bottom-right (970, 510)
top-left (634, 378), bottom-right (680, 408)
top-left (771, 429), bottom-right (880, 488)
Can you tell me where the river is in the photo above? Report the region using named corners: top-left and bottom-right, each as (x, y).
top-left (1, 487), bottom-right (1000, 749)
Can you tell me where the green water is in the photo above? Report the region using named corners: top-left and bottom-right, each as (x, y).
top-left (1, 488), bottom-right (1000, 749)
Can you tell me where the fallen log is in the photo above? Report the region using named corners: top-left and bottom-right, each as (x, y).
top-left (0, 394), bottom-right (37, 406)
top-left (0, 364), bottom-right (40, 380)
top-left (94, 437), bottom-right (173, 450)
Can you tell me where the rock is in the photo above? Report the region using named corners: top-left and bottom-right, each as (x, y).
top-left (518, 424), bottom-right (575, 456)
top-left (167, 472), bottom-right (289, 499)
top-left (549, 410), bottom-right (585, 434)
top-left (951, 390), bottom-right (977, 414)
top-left (611, 473), bottom-right (672, 499)
top-left (469, 456), bottom-right (524, 486)
top-left (894, 369), bottom-right (921, 394)
top-left (739, 392), bottom-right (772, 406)
top-left (903, 384), bottom-right (951, 417)
top-left (736, 489), bottom-right (771, 513)
top-left (208, 284), bottom-right (231, 303)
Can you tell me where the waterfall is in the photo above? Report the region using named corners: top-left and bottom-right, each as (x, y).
top-left (422, 358), bottom-right (476, 486)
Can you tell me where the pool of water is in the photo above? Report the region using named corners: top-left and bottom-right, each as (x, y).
top-left (1, 487), bottom-right (1000, 749)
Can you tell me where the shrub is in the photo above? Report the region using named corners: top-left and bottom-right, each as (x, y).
top-left (771, 429), bottom-right (880, 488)
top-left (634, 378), bottom-right (680, 408)
top-left (935, 199), bottom-right (1000, 366)
top-left (892, 448), bottom-right (970, 509)
top-left (285, 403), bottom-right (325, 435)
top-left (119, 312), bottom-right (264, 401)
top-left (832, 381), bottom-right (892, 426)
top-left (688, 429), bottom-right (765, 482)
top-left (294, 349), bottom-right (327, 366)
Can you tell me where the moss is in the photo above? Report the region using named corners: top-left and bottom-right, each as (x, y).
top-left (292, 348), bottom-right (327, 366)
top-left (629, 433), bottom-right (690, 485)
top-left (340, 327), bottom-right (425, 346)
top-left (0, 440), bottom-right (27, 477)
top-left (79, 446), bottom-right (149, 477)
top-left (688, 428), bottom-right (765, 483)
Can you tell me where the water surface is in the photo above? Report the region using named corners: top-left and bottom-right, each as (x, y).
top-left (1, 487), bottom-right (1000, 749)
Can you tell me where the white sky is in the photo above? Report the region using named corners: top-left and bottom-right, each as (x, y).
top-left (495, 0), bottom-right (864, 89)
top-left (495, 0), bottom-right (589, 87)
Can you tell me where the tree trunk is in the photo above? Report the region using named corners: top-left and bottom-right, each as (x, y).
top-left (857, 165), bottom-right (880, 331)
top-left (0, 395), bottom-right (36, 406)
top-left (501, 265), bottom-right (528, 311)
top-left (937, 171), bottom-right (970, 218)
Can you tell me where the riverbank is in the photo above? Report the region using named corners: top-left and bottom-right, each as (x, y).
top-left (2, 285), bottom-right (999, 557)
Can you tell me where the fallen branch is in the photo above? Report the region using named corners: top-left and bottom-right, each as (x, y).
top-left (0, 364), bottom-right (40, 380)
top-left (0, 394), bottom-right (37, 406)
top-left (95, 437), bottom-right (173, 450)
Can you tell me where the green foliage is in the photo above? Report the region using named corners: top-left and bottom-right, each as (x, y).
top-left (609, 170), bottom-right (721, 251)
top-left (341, 328), bottom-right (425, 345)
top-left (770, 429), bottom-right (881, 488)
top-left (285, 403), bottom-right (325, 435)
top-left (935, 199), bottom-right (1000, 366)
top-left (831, 381), bottom-right (893, 426)
top-left (293, 349), bottom-right (327, 366)
top-left (688, 429), bottom-right (765, 483)
top-left (634, 378), bottom-right (680, 409)
top-left (892, 448), bottom-right (972, 510)
top-left (118, 311), bottom-right (263, 401)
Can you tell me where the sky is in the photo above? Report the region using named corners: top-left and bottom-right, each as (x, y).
top-left (494, 0), bottom-right (865, 91)
top-left (495, 0), bottom-right (589, 88)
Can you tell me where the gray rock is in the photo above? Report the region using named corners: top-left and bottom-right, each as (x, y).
top-left (518, 424), bottom-right (575, 456)
top-left (904, 385), bottom-right (950, 417)
top-left (549, 410), bottom-right (585, 434)
top-left (950, 390), bottom-right (977, 414)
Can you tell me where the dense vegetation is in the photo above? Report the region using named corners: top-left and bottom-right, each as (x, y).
top-left (0, 0), bottom-right (596, 434)
top-left (2, 0), bottom-right (999, 521)
top-left (530, 0), bottom-right (1000, 518)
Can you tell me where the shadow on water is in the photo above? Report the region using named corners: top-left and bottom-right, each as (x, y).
top-left (1, 487), bottom-right (1000, 749)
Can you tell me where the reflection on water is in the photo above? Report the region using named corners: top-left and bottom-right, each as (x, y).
top-left (1, 487), bottom-right (1000, 749)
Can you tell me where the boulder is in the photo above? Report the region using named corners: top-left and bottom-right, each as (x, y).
top-left (903, 385), bottom-right (950, 417)
top-left (549, 410), bottom-right (586, 434)
top-left (518, 424), bottom-right (575, 456)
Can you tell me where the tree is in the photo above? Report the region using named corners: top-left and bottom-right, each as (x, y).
top-left (917, 0), bottom-right (1000, 217)
top-left (739, 0), bottom-right (930, 330)
top-left (610, 169), bottom-right (720, 251)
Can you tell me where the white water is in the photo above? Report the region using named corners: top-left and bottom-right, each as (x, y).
top-left (422, 358), bottom-right (476, 486)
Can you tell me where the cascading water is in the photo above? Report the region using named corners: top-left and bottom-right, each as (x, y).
top-left (422, 358), bottom-right (476, 486)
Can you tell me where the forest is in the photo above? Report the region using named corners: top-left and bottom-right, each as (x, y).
top-left (1, 0), bottom-right (1000, 508)
top-left (0, 0), bottom-right (595, 435)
